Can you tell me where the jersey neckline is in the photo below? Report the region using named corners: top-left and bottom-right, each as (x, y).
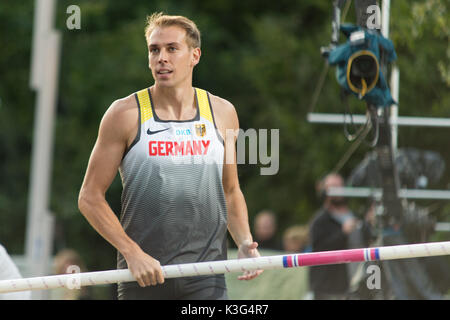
top-left (148, 87), bottom-right (201, 123)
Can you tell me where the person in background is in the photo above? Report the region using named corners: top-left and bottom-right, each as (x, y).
top-left (282, 225), bottom-right (313, 300)
top-left (0, 243), bottom-right (31, 300)
top-left (309, 173), bottom-right (357, 300)
top-left (51, 248), bottom-right (92, 300)
top-left (282, 225), bottom-right (311, 253)
top-left (253, 210), bottom-right (282, 251)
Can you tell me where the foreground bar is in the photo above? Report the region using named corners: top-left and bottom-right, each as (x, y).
top-left (0, 241), bottom-right (449, 294)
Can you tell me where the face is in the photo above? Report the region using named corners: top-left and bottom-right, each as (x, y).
top-left (255, 213), bottom-right (276, 240)
top-left (147, 26), bottom-right (201, 88)
top-left (324, 174), bottom-right (344, 190)
top-left (324, 174), bottom-right (346, 205)
top-left (283, 237), bottom-right (302, 253)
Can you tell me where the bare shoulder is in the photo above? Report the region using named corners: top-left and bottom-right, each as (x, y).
top-left (208, 93), bottom-right (239, 130)
top-left (99, 93), bottom-right (139, 144)
top-left (104, 93), bottom-right (137, 121)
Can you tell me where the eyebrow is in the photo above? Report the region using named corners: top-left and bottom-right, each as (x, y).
top-left (149, 42), bottom-right (181, 48)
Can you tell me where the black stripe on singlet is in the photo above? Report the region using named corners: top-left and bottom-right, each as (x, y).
top-left (122, 93), bottom-right (142, 160)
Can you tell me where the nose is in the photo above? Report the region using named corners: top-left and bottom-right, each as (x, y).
top-left (158, 48), bottom-right (168, 63)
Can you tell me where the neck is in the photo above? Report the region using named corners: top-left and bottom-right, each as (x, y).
top-left (152, 83), bottom-right (195, 119)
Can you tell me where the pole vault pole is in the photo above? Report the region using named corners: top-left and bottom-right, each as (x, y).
top-left (1, 241), bottom-right (449, 294)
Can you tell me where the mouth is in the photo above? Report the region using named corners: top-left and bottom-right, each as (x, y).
top-left (157, 69), bottom-right (173, 75)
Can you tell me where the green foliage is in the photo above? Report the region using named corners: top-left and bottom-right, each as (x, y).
top-left (0, 0), bottom-right (449, 299)
top-left (0, 1), bottom-right (35, 254)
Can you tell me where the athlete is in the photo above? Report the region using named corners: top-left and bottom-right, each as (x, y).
top-left (78, 13), bottom-right (262, 299)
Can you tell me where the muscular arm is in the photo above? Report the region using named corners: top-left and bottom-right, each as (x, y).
top-left (222, 126), bottom-right (252, 248)
top-left (211, 95), bottom-right (263, 280)
top-left (78, 97), bottom-right (163, 287)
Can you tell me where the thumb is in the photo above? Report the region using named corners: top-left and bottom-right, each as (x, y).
top-left (249, 241), bottom-right (259, 250)
top-left (246, 242), bottom-right (260, 256)
top-left (242, 240), bottom-right (258, 251)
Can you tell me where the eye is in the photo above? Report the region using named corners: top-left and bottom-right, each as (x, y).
top-left (169, 46), bottom-right (177, 52)
top-left (150, 47), bottom-right (159, 53)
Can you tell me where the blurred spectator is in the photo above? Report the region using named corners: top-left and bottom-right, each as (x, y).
top-left (348, 201), bottom-right (376, 250)
top-left (0, 243), bottom-right (31, 300)
top-left (282, 225), bottom-right (311, 253)
top-left (309, 173), bottom-right (357, 300)
top-left (50, 248), bottom-right (92, 300)
top-left (253, 210), bottom-right (282, 251)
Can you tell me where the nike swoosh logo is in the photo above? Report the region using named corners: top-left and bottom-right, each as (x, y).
top-left (147, 127), bottom-right (170, 135)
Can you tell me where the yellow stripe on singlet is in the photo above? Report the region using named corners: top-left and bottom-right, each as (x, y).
top-left (195, 88), bottom-right (214, 124)
top-left (137, 87), bottom-right (213, 123)
top-left (136, 88), bottom-right (153, 123)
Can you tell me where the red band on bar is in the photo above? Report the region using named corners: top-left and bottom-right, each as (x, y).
top-left (297, 249), bottom-right (366, 266)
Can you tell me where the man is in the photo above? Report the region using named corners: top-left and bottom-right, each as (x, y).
top-left (78, 13), bottom-right (262, 300)
top-left (253, 210), bottom-right (282, 251)
top-left (51, 249), bottom-right (92, 300)
top-left (282, 225), bottom-right (310, 253)
top-left (308, 173), bottom-right (357, 300)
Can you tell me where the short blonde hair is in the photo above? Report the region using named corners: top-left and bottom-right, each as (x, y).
top-left (145, 12), bottom-right (201, 49)
top-left (53, 249), bottom-right (86, 274)
top-left (283, 225), bottom-right (309, 248)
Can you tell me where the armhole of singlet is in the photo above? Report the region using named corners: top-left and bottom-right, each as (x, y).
top-left (122, 93), bottom-right (142, 160)
top-left (206, 92), bottom-right (225, 146)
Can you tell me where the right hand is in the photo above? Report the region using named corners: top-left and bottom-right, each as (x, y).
top-left (124, 247), bottom-right (165, 287)
top-left (342, 218), bottom-right (357, 235)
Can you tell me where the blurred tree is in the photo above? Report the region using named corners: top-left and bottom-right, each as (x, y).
top-left (0, 1), bottom-right (448, 299)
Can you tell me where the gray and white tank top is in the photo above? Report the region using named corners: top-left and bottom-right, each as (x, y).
top-left (117, 87), bottom-right (227, 270)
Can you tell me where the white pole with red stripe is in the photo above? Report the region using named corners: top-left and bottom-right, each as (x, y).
top-left (0, 241), bottom-right (449, 294)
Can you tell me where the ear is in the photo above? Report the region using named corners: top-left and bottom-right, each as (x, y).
top-left (191, 47), bottom-right (201, 67)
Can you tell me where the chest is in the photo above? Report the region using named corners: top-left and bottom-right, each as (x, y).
top-left (136, 119), bottom-right (223, 163)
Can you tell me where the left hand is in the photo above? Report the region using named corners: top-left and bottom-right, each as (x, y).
top-left (237, 240), bottom-right (264, 280)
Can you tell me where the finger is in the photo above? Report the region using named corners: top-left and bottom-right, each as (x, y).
top-left (238, 273), bottom-right (255, 281)
top-left (251, 269), bottom-right (263, 277)
top-left (246, 271), bottom-right (258, 280)
top-left (250, 241), bottom-right (259, 249)
top-left (148, 271), bottom-right (157, 286)
top-left (136, 273), bottom-right (147, 287)
top-left (156, 269), bottom-right (165, 284)
top-left (131, 268), bottom-right (145, 287)
top-left (244, 242), bottom-right (258, 253)
top-left (248, 247), bottom-right (261, 258)
top-left (137, 278), bottom-right (146, 287)
top-left (237, 273), bottom-right (249, 280)
top-left (142, 272), bottom-right (152, 287)
top-left (149, 261), bottom-right (164, 285)
top-left (237, 269), bottom-right (263, 281)
top-left (237, 269), bottom-right (252, 280)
